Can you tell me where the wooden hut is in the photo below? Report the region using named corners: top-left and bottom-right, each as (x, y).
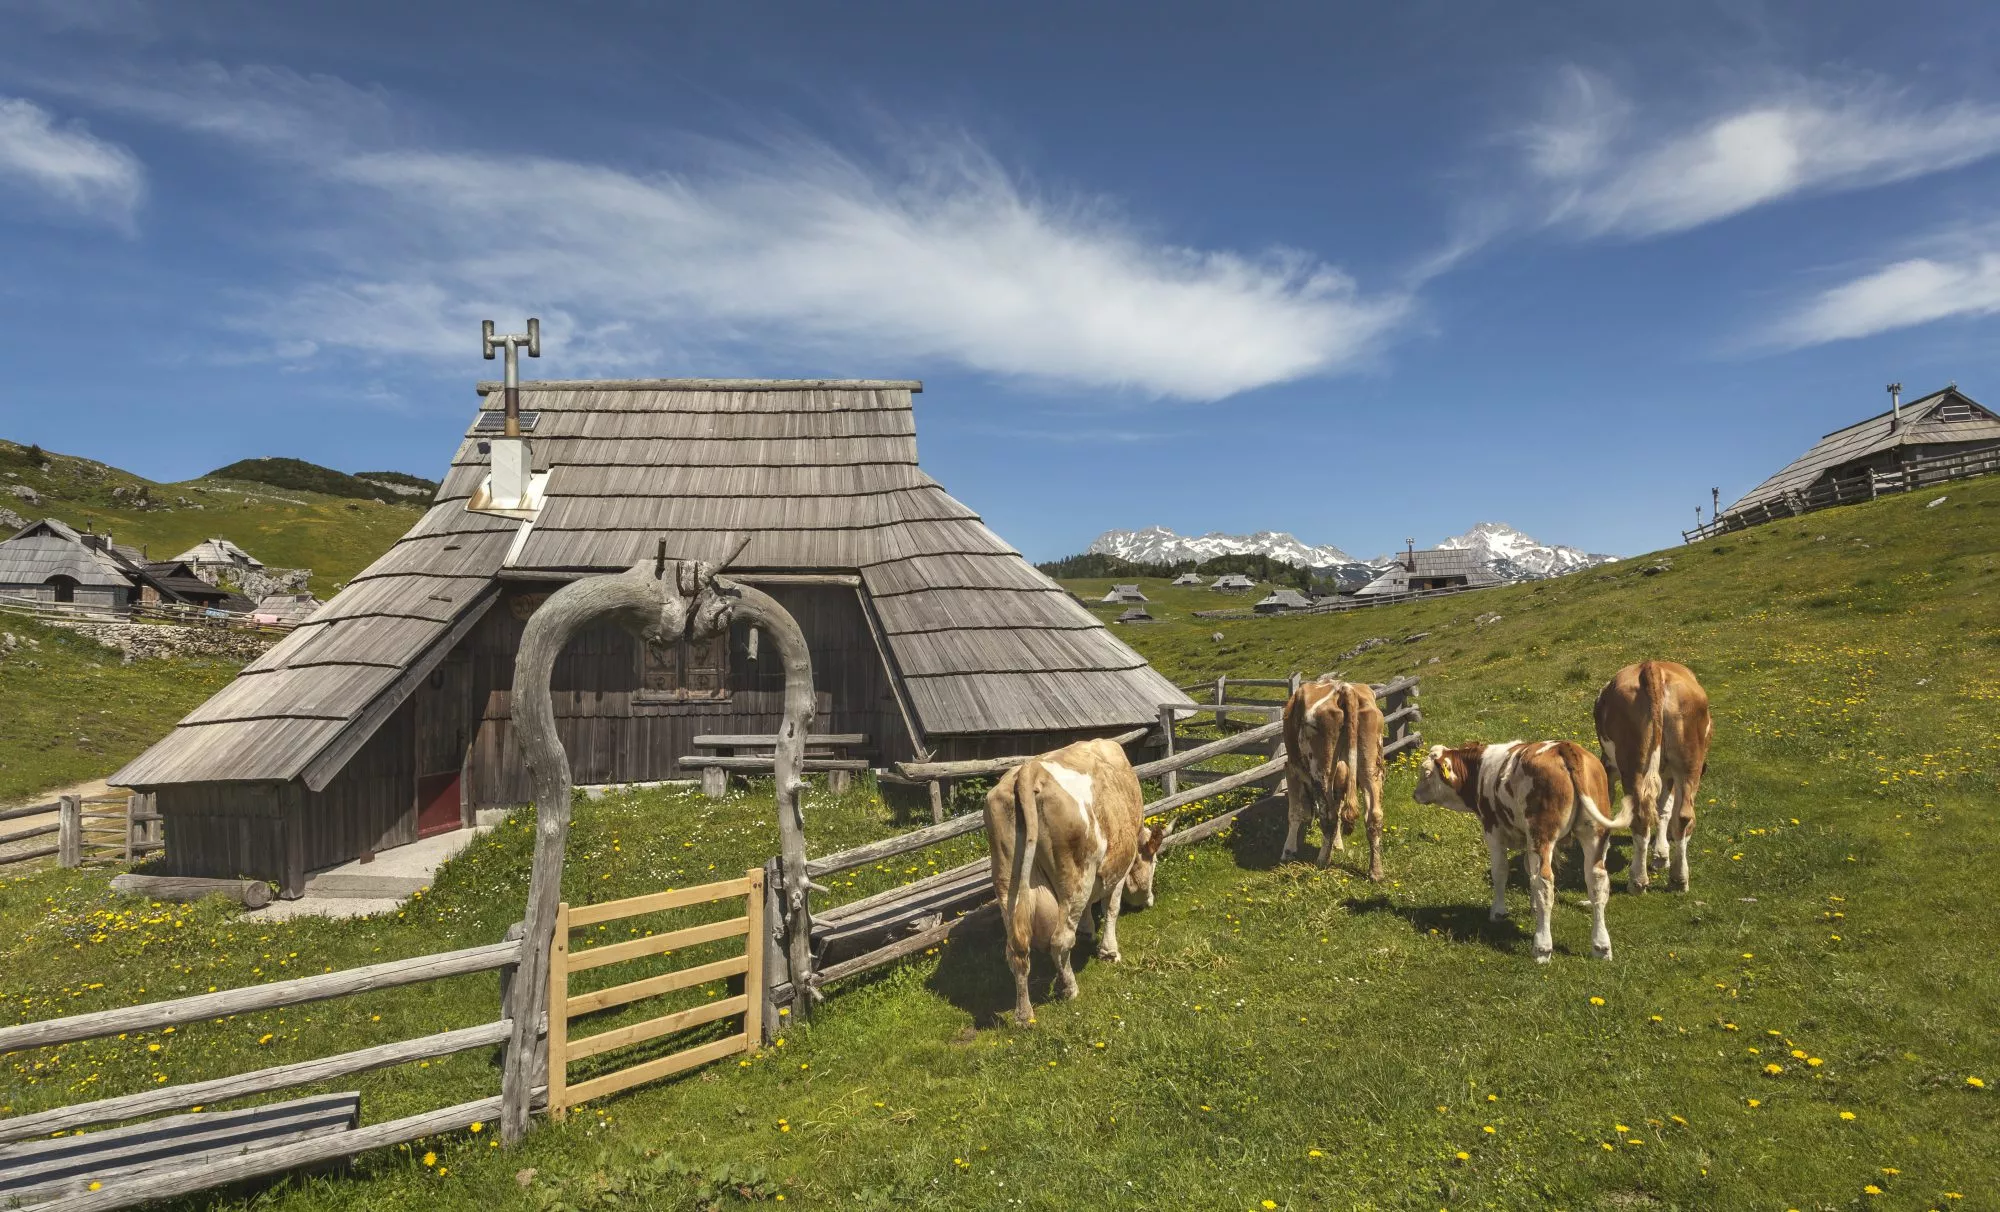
top-left (0, 520), bottom-right (228, 611)
top-left (1100, 583), bottom-right (1148, 603)
top-left (1170, 571), bottom-right (1203, 586)
top-left (1115, 605), bottom-right (1154, 624)
top-left (1355, 548), bottom-right (1499, 597)
top-left (1719, 385), bottom-right (2000, 522)
top-left (113, 379), bottom-right (1192, 895)
top-left (1210, 573), bottom-right (1255, 592)
top-left (1253, 588), bottom-right (1313, 613)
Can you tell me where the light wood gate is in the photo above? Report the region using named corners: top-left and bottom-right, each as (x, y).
top-left (547, 869), bottom-right (765, 1118)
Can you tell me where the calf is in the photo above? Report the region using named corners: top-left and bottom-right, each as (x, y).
top-left (984, 738), bottom-right (1166, 1026)
top-left (1280, 678), bottom-right (1386, 879)
top-left (1594, 660), bottom-right (1713, 893)
top-left (1413, 740), bottom-right (1623, 963)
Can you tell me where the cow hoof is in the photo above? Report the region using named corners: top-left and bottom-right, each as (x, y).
top-left (1096, 947), bottom-right (1122, 963)
top-left (1488, 908), bottom-right (1509, 922)
top-left (1533, 950), bottom-right (1553, 965)
top-left (1650, 853), bottom-right (1670, 871)
top-left (1368, 868), bottom-right (1384, 883)
top-left (1592, 944), bottom-right (1613, 960)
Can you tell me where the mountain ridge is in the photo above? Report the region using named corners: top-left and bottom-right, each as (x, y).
top-left (1088, 522), bottom-right (1617, 582)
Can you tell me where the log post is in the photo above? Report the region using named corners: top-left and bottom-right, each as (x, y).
top-left (702, 765), bottom-right (728, 799)
top-left (1213, 676), bottom-right (1227, 728)
top-left (761, 856), bottom-right (784, 1043)
top-left (1157, 704), bottom-right (1178, 798)
top-left (928, 778), bottom-right (944, 824)
top-left (124, 794), bottom-right (138, 863)
top-left (57, 795), bottom-right (82, 868)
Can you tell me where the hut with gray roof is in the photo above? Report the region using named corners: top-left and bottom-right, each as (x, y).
top-left (1355, 547), bottom-right (1499, 597)
top-left (114, 379), bottom-right (1191, 894)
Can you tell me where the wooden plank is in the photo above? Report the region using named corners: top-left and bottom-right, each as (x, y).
top-left (1158, 703), bottom-right (1178, 797)
top-left (565, 994), bottom-right (747, 1063)
top-left (691, 733), bottom-right (868, 749)
top-left (108, 876), bottom-right (271, 909)
top-left (58, 795), bottom-right (81, 868)
top-left (0, 939), bottom-right (520, 1054)
top-left (1142, 748), bottom-right (1287, 819)
top-left (28, 1095), bottom-right (504, 1212)
top-left (814, 858), bottom-right (986, 925)
top-left (566, 915), bottom-right (749, 973)
top-left (0, 1021), bottom-right (512, 1145)
top-left (812, 873), bottom-right (992, 953)
top-left (891, 726), bottom-right (1150, 781)
top-left (815, 913), bottom-right (967, 987)
top-left (0, 803), bottom-right (59, 823)
top-left (0, 821), bottom-right (59, 846)
top-left (678, 755), bottom-right (870, 772)
top-left (546, 903), bottom-right (569, 1121)
top-left (564, 953), bottom-right (749, 1017)
top-left (806, 809), bottom-right (986, 879)
top-left (566, 876), bottom-right (754, 928)
top-left (743, 868), bottom-right (765, 1053)
top-left (1132, 719), bottom-right (1285, 779)
top-left (1383, 731), bottom-right (1423, 757)
top-left (0, 844), bottom-right (58, 866)
top-left (1162, 792), bottom-right (1281, 850)
top-left (558, 1033), bottom-right (746, 1108)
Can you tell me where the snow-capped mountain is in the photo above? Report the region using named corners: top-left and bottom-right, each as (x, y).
top-left (1088, 526), bottom-right (1357, 568)
top-left (1434, 522), bottom-right (1617, 580)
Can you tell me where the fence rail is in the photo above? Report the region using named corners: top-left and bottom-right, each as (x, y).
top-left (1685, 444), bottom-right (2000, 543)
top-left (0, 594), bottom-right (300, 633)
top-left (0, 793), bottom-right (162, 872)
top-left (1192, 582), bottom-right (1495, 621)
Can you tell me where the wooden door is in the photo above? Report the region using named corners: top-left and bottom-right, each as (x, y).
top-left (414, 653), bottom-right (473, 838)
top-left (416, 772), bottom-right (462, 838)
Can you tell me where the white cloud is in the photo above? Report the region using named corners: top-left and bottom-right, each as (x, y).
top-left (55, 64), bottom-right (1407, 401)
top-left (0, 95), bottom-right (142, 228)
top-left (1768, 227), bottom-right (2000, 346)
top-left (1523, 68), bottom-right (2000, 238)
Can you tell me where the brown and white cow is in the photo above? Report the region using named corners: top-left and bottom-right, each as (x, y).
top-left (1413, 740), bottom-right (1623, 963)
top-left (984, 738), bottom-right (1167, 1026)
top-left (1595, 660), bottom-right (1713, 893)
top-left (1280, 678), bottom-right (1386, 879)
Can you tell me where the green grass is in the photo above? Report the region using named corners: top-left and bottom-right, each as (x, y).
top-left (0, 619), bottom-right (239, 804)
top-left (3, 477), bottom-right (1999, 1209)
top-left (2, 440), bottom-right (427, 596)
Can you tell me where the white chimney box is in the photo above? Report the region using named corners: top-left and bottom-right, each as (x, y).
top-left (489, 437), bottom-right (534, 508)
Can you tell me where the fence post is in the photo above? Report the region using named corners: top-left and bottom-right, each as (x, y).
top-left (761, 857), bottom-right (784, 1043)
top-left (58, 795), bottom-right (82, 868)
top-left (744, 866), bottom-right (766, 1053)
top-left (1157, 704), bottom-right (1178, 798)
top-left (928, 779), bottom-right (945, 825)
top-left (1213, 676), bottom-right (1226, 727)
top-left (124, 794), bottom-right (139, 863)
top-left (545, 903), bottom-right (569, 1121)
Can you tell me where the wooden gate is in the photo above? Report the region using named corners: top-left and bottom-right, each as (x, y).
top-left (547, 868), bottom-right (765, 1118)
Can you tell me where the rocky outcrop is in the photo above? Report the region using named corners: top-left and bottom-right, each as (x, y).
top-left (38, 620), bottom-right (275, 663)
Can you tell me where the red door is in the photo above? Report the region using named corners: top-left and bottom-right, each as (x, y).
top-left (416, 772), bottom-right (462, 839)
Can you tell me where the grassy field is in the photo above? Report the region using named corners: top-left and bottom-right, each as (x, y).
top-left (2, 440), bottom-right (427, 596)
top-left (0, 618), bottom-right (240, 805)
top-left (2, 476), bottom-right (1997, 1210)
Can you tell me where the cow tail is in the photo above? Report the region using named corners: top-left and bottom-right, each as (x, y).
top-left (1337, 690), bottom-right (1361, 826)
top-left (1007, 762), bottom-right (1042, 927)
top-left (1635, 661), bottom-right (1667, 824)
top-left (1565, 744), bottom-right (1628, 831)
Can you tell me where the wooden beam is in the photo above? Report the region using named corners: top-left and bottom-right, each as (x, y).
top-left (805, 811), bottom-right (986, 879)
top-left (1142, 748), bottom-right (1286, 819)
top-left (563, 953), bottom-right (749, 1017)
top-left (0, 1021), bottom-right (513, 1145)
top-left (565, 915), bottom-right (749, 973)
top-left (108, 875), bottom-right (272, 909)
top-left (677, 756), bottom-right (870, 772)
top-left (1131, 719), bottom-right (1284, 780)
top-left (556, 1033), bottom-right (746, 1108)
top-left (565, 994), bottom-right (747, 1063)
top-left (0, 802), bottom-right (60, 823)
top-left (0, 938), bottom-right (520, 1054)
top-left (692, 733), bottom-right (869, 749)
top-left (566, 876), bottom-right (754, 928)
top-left (891, 726), bottom-right (1149, 781)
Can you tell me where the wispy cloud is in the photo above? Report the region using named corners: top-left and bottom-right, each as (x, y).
top-left (1767, 224), bottom-right (2000, 347)
top-left (0, 95), bottom-right (142, 229)
top-left (55, 63), bottom-right (1409, 402)
top-left (1519, 68), bottom-right (2000, 238)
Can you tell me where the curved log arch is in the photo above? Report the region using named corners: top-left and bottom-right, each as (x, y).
top-left (498, 554), bottom-right (815, 1142)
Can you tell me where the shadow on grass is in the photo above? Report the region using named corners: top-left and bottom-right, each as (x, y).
top-left (1344, 895), bottom-right (1537, 957)
top-left (924, 903), bottom-right (1112, 1029)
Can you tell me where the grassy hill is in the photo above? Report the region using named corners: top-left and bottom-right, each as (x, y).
top-left (1, 476), bottom-right (1996, 1209)
top-left (1, 440), bottom-right (427, 596)
top-left (206, 458), bottom-right (439, 505)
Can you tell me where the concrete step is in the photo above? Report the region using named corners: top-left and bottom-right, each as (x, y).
top-left (301, 873), bottom-right (430, 899)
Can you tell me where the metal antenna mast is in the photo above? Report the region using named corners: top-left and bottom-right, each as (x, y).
top-left (482, 318), bottom-right (541, 438)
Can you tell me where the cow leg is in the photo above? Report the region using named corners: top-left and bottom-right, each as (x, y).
top-left (1051, 869), bottom-right (1098, 1001)
top-left (1668, 794), bottom-right (1695, 893)
top-left (1486, 833), bottom-right (1510, 921)
top-left (1582, 823), bottom-right (1613, 960)
top-left (1523, 846), bottom-right (1556, 963)
top-left (1282, 772), bottom-right (1308, 862)
top-left (1363, 762), bottom-right (1385, 882)
top-left (1096, 887), bottom-right (1125, 963)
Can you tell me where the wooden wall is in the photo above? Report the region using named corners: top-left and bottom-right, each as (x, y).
top-left (461, 582), bottom-right (916, 807)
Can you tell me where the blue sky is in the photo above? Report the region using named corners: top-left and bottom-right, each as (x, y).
top-left (2, 1), bottom-right (1999, 561)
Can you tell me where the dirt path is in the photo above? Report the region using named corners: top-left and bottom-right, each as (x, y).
top-left (0, 777), bottom-right (119, 865)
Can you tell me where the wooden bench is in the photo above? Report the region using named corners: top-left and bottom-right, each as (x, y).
top-left (682, 733), bottom-right (872, 798)
top-left (0, 1091), bottom-right (360, 1205)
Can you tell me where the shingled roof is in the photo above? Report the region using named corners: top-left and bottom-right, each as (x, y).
top-left (115, 380), bottom-right (1188, 789)
top-left (1723, 386), bottom-right (2000, 517)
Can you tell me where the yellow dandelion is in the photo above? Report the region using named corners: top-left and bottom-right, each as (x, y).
top-left (1863, 1185), bottom-right (1881, 1195)
top-left (1968, 1076), bottom-right (1986, 1089)
top-left (1746, 1099), bottom-right (1761, 1107)
top-left (1840, 1110), bottom-right (1856, 1120)
top-left (1454, 1151), bottom-right (1470, 1161)
top-left (1307, 1149), bottom-right (1322, 1158)
top-left (1764, 1063), bottom-right (1783, 1075)
top-left (1588, 996), bottom-right (1605, 1006)
top-left (422, 1151), bottom-right (436, 1167)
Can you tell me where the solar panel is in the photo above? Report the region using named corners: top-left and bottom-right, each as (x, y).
top-left (474, 411), bottom-right (540, 433)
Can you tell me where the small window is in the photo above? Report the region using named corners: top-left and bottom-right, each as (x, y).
top-left (1936, 402), bottom-right (1976, 422)
top-left (638, 632), bottom-right (730, 702)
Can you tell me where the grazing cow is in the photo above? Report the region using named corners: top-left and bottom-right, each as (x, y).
top-left (1413, 740), bottom-right (1622, 963)
top-left (1595, 660), bottom-right (1713, 893)
top-left (1280, 678), bottom-right (1386, 879)
top-left (984, 738), bottom-right (1167, 1026)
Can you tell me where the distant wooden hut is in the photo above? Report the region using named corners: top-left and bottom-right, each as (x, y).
top-left (0, 520), bottom-right (230, 611)
top-left (1115, 605), bottom-right (1154, 624)
top-left (1171, 571), bottom-right (1202, 586)
top-left (1253, 588), bottom-right (1312, 613)
top-left (1100, 583), bottom-right (1148, 603)
top-left (1720, 385), bottom-right (2000, 522)
top-left (173, 537), bottom-right (265, 579)
top-left (1210, 574), bottom-right (1255, 592)
top-left (114, 379), bottom-right (1192, 894)
top-left (1355, 548), bottom-right (1499, 597)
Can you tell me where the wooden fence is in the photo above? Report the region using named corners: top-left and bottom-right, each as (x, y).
top-left (0, 595), bottom-right (299, 633)
top-left (0, 794), bottom-right (161, 871)
top-left (1191, 582), bottom-right (1495, 621)
top-left (0, 933), bottom-right (531, 1209)
top-left (1684, 444), bottom-right (2000, 543)
top-left (758, 673), bottom-right (1420, 1021)
top-left (546, 870), bottom-right (764, 1118)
